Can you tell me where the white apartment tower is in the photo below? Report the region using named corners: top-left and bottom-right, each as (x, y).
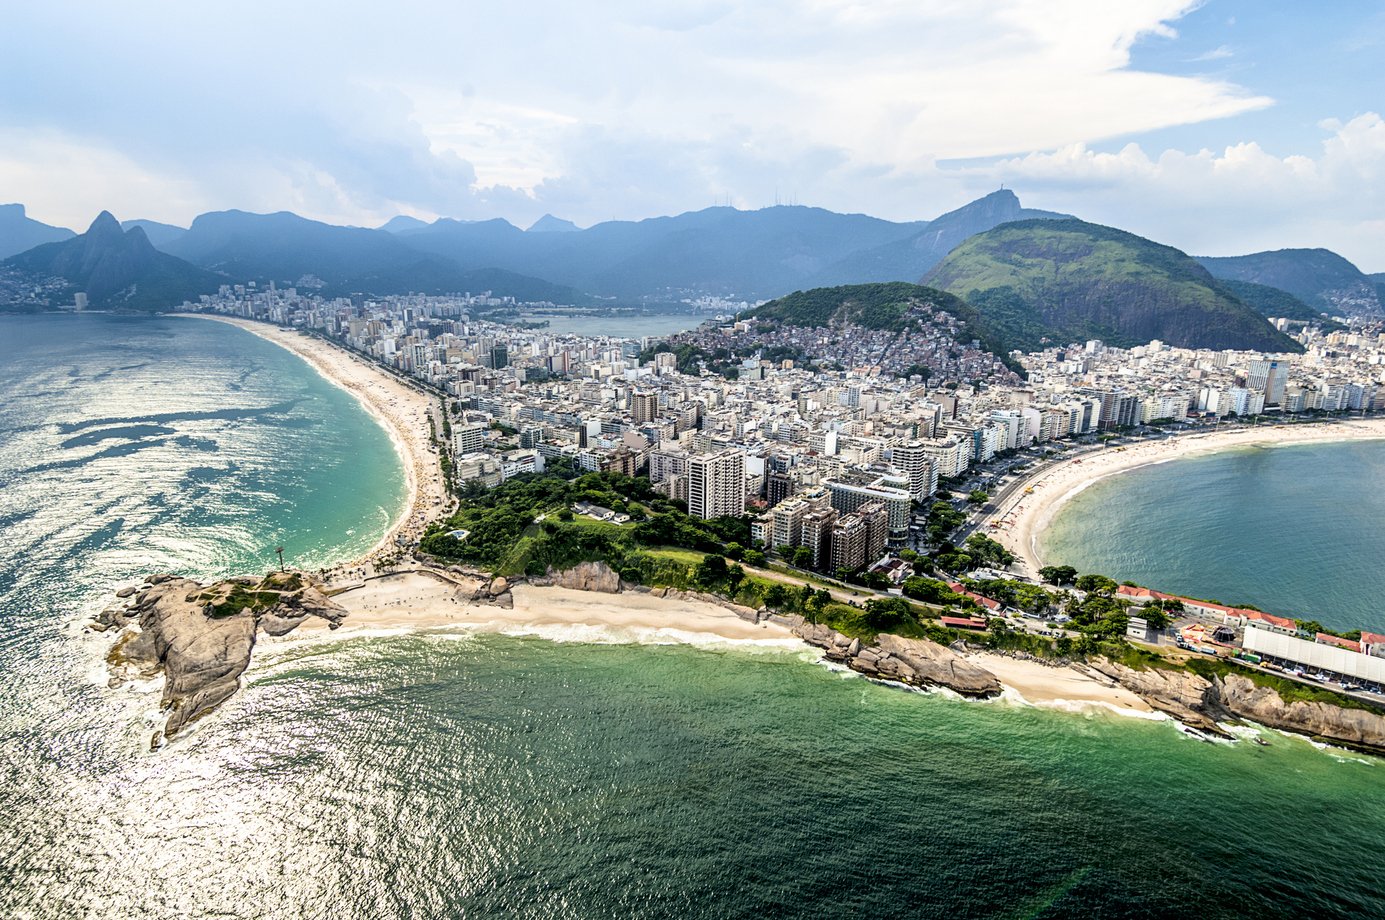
top-left (687, 449), bottom-right (746, 520)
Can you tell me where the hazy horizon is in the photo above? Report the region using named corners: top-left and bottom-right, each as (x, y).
top-left (3, 2), bottom-right (1383, 266)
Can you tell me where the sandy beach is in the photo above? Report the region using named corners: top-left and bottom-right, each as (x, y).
top-left (967, 651), bottom-right (1155, 714)
top-left (297, 573), bottom-right (1152, 711)
top-left (987, 418), bottom-right (1385, 577)
top-left (290, 571), bottom-right (798, 644)
top-left (182, 315), bottom-right (451, 565)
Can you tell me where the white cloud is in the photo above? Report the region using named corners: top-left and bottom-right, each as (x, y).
top-left (1190, 44), bottom-right (1235, 61)
top-left (0, 0), bottom-right (1274, 231)
top-left (986, 113), bottom-right (1385, 268)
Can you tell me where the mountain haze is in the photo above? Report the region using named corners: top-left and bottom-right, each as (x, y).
top-left (809, 189), bottom-right (1068, 288)
top-left (396, 204), bottom-right (927, 299)
top-left (924, 219), bottom-right (1303, 353)
top-left (0, 204), bottom-right (75, 260)
top-left (527, 214), bottom-right (580, 232)
top-left (121, 219), bottom-right (187, 247)
top-left (162, 210), bottom-right (584, 301)
top-left (3, 211), bottom-right (222, 309)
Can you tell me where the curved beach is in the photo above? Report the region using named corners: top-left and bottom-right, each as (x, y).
top-left (988, 418), bottom-right (1385, 576)
top-left (182, 314), bottom-right (450, 564)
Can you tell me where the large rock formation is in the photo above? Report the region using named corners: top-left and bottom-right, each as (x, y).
top-left (787, 617), bottom-right (1002, 698)
top-left (1082, 658), bottom-right (1228, 736)
top-left (531, 560), bottom-right (622, 593)
top-left (1218, 674), bottom-right (1385, 753)
top-left (1087, 658), bottom-right (1385, 753)
top-left (99, 572), bottom-right (347, 744)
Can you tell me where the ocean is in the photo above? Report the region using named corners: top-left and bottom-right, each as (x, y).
top-left (1041, 440), bottom-right (1385, 634)
top-left (3, 314), bottom-right (1384, 919)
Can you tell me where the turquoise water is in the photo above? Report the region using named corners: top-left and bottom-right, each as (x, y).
top-left (3, 315), bottom-right (1385, 918)
top-left (1041, 441), bottom-right (1385, 634)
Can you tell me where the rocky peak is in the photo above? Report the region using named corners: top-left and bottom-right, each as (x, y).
top-left (85, 210), bottom-right (124, 239)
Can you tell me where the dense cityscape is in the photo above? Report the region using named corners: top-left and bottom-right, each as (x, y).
top-left (185, 281), bottom-right (1385, 701)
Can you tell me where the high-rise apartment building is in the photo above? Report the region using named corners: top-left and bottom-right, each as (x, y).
top-left (687, 449), bottom-right (745, 520)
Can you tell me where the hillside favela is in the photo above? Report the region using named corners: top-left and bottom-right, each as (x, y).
top-left (4, 4), bottom-right (1385, 918)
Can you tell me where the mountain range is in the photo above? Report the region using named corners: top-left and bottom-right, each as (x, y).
top-left (1, 192), bottom-right (1373, 354)
top-left (3, 212), bottom-right (221, 309)
top-left (0, 190), bottom-right (1070, 307)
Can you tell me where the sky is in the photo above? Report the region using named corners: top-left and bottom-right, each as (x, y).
top-left (1, 1), bottom-right (1382, 269)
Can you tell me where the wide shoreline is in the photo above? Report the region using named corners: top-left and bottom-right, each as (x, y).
top-left (986, 418), bottom-right (1385, 578)
top-left (288, 574), bottom-right (802, 645)
top-left (273, 571), bottom-right (1157, 716)
top-left (177, 314), bottom-right (450, 566)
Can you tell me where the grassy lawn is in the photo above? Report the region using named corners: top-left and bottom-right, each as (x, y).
top-left (564, 516), bottom-right (627, 532)
top-left (643, 546), bottom-right (707, 566)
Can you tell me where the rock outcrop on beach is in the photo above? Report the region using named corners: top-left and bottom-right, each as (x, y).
top-left (97, 572), bottom-right (346, 745)
top-left (531, 561), bottom-right (622, 593)
top-left (1088, 658), bottom-right (1385, 752)
top-left (1217, 674), bottom-right (1385, 752)
top-left (785, 616), bottom-right (1003, 698)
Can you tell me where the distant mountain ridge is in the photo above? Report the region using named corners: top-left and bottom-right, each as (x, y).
top-left (808, 189), bottom-right (1068, 288)
top-left (1197, 248), bottom-right (1382, 316)
top-left (127, 191), bottom-right (1070, 302)
top-left (0, 204), bottom-right (74, 260)
top-left (162, 210), bottom-right (587, 302)
top-left (527, 214), bottom-right (579, 232)
top-left (3, 211), bottom-right (222, 309)
top-left (2, 194), bottom-right (1377, 325)
top-left (924, 218), bottom-right (1303, 354)
top-left (121, 219), bottom-right (187, 248)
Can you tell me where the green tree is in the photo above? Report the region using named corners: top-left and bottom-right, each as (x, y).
top-left (967, 490), bottom-right (990, 505)
top-left (1038, 565), bottom-right (1078, 586)
top-left (725, 564), bottom-right (745, 597)
top-left (693, 554), bottom-right (729, 589)
top-left (743, 549), bottom-right (766, 567)
top-left (864, 597), bottom-right (914, 631)
top-left (1140, 606), bottom-right (1171, 630)
top-left (1075, 574), bottom-right (1118, 596)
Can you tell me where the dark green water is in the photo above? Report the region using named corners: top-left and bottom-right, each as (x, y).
top-left (3, 316), bottom-right (1384, 918)
top-left (1042, 441), bottom-right (1385, 634)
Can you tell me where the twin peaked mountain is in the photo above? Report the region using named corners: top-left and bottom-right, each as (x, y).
top-left (2, 190), bottom-right (1375, 354)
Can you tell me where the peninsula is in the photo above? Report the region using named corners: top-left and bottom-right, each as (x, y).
top-left (92, 294), bottom-right (1385, 756)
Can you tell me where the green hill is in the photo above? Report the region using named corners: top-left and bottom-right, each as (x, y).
top-left (923, 219), bottom-right (1303, 354)
top-left (1198, 248), bottom-right (1381, 316)
top-left (744, 281), bottom-right (1018, 369)
top-left (1217, 279), bottom-right (1341, 328)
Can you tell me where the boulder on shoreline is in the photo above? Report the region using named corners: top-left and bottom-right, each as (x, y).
top-left (789, 616), bottom-right (1003, 698)
top-left (530, 561), bottom-right (622, 593)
